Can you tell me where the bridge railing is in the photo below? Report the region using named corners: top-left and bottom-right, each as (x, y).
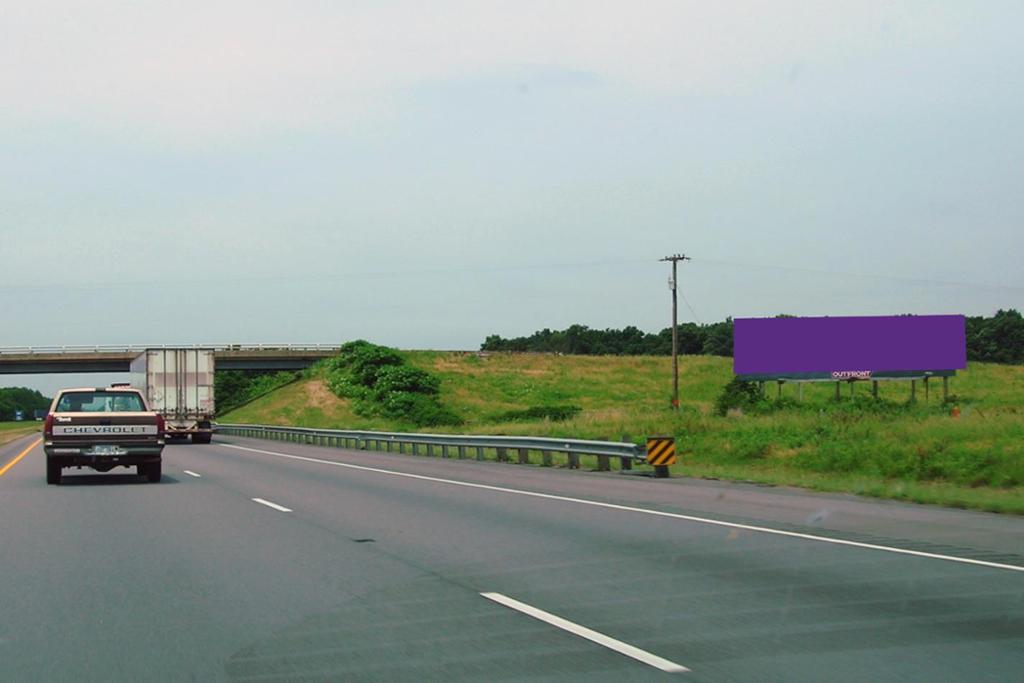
top-left (215, 423), bottom-right (645, 471)
top-left (0, 344), bottom-right (342, 355)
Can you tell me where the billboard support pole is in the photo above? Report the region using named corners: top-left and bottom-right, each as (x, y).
top-left (911, 380), bottom-right (917, 402)
top-left (943, 376), bottom-right (949, 402)
top-left (660, 254), bottom-right (690, 410)
top-left (872, 380), bottom-right (879, 399)
top-left (924, 376), bottom-right (930, 402)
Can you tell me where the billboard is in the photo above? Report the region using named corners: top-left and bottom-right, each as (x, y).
top-left (733, 315), bottom-right (967, 380)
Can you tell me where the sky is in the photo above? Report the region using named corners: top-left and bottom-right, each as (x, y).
top-left (2, 1), bottom-right (1022, 395)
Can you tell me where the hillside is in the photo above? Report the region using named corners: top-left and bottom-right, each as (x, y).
top-left (222, 352), bottom-right (1024, 513)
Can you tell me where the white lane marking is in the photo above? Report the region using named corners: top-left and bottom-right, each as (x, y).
top-left (183, 470), bottom-right (202, 478)
top-left (252, 497), bottom-right (292, 513)
top-left (481, 592), bottom-right (689, 673)
top-left (218, 443), bottom-right (1024, 573)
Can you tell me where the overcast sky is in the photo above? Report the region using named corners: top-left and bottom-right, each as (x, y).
top-left (2, 1), bottom-right (1022, 394)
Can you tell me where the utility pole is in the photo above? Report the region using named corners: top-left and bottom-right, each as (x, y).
top-left (660, 254), bottom-right (690, 410)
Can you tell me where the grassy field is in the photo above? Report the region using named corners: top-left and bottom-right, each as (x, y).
top-left (0, 422), bottom-right (41, 447)
top-left (223, 352), bottom-right (1024, 514)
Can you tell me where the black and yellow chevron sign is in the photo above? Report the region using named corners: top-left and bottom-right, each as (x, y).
top-left (646, 437), bottom-right (676, 466)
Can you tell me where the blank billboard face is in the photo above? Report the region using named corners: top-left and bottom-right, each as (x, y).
top-left (733, 315), bottom-right (967, 378)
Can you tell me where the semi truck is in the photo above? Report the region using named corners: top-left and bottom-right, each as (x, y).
top-left (130, 348), bottom-right (215, 444)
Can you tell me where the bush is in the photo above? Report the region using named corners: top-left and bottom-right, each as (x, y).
top-left (323, 341), bottom-right (461, 427)
top-left (715, 378), bottom-right (764, 416)
top-left (378, 391), bottom-right (463, 427)
top-left (329, 340), bottom-right (404, 386)
top-left (373, 365), bottom-right (440, 397)
top-left (326, 374), bottom-right (370, 401)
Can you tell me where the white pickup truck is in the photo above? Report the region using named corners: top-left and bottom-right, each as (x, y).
top-left (43, 385), bottom-right (166, 484)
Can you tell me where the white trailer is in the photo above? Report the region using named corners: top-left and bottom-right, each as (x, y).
top-left (130, 349), bottom-right (215, 444)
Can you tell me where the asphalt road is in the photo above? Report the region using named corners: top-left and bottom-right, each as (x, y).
top-left (1, 433), bottom-right (1021, 682)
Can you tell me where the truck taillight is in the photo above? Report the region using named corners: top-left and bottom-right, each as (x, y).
top-left (44, 413), bottom-right (54, 437)
top-left (156, 414), bottom-right (166, 436)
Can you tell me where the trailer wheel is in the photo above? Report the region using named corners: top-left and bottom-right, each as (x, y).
top-left (191, 433), bottom-right (212, 445)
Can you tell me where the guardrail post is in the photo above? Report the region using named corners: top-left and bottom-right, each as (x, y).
top-left (567, 452), bottom-right (580, 469)
top-left (457, 445), bottom-right (466, 459)
top-left (387, 440), bottom-right (394, 452)
top-left (442, 444), bottom-right (450, 458)
top-left (426, 443), bottom-right (434, 457)
top-left (542, 451), bottom-right (553, 467)
top-left (517, 448), bottom-right (529, 465)
top-left (496, 447), bottom-right (508, 462)
top-left (620, 456), bottom-right (633, 470)
top-left (596, 455), bottom-right (610, 472)
top-left (476, 446), bottom-right (485, 461)
top-left (412, 443), bottom-right (419, 456)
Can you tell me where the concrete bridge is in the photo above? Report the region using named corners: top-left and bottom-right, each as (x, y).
top-left (0, 345), bottom-right (340, 374)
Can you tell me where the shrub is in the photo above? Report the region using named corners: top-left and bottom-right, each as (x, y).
top-left (373, 365), bottom-right (440, 397)
top-left (715, 378), bottom-right (764, 416)
top-left (323, 340), bottom-right (461, 427)
top-left (378, 392), bottom-right (462, 427)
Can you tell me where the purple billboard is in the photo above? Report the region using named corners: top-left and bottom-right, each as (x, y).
top-left (733, 315), bottom-right (967, 379)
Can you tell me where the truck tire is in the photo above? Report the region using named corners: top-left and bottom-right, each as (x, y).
top-left (191, 433), bottom-right (212, 445)
top-left (46, 459), bottom-right (61, 485)
top-left (146, 461), bottom-right (162, 483)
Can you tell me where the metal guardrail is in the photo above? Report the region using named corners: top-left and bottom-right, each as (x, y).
top-left (0, 344), bottom-right (342, 355)
top-left (215, 423), bottom-right (645, 471)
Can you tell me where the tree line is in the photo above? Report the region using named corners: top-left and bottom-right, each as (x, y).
top-left (481, 309), bottom-right (1024, 363)
top-left (0, 387), bottom-right (51, 421)
top-left (482, 321), bottom-right (734, 357)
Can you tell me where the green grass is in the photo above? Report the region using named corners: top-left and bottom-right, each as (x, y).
top-left (222, 352), bottom-right (1024, 514)
top-left (0, 421), bottom-right (40, 447)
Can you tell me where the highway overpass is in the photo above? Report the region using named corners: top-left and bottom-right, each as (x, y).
top-left (0, 345), bottom-right (340, 374)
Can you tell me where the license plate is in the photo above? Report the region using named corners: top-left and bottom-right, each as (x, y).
top-left (91, 445), bottom-right (122, 456)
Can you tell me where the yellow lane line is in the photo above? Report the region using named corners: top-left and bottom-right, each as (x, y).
top-left (0, 437), bottom-right (42, 477)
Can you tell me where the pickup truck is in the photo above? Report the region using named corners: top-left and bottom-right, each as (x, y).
top-left (43, 385), bottom-right (166, 484)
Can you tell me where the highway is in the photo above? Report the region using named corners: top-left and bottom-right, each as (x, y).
top-left (1, 433), bottom-right (1022, 682)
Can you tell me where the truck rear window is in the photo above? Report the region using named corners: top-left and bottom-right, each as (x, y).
top-left (56, 391), bottom-right (145, 413)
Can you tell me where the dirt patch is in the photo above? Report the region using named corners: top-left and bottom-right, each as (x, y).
top-left (304, 380), bottom-right (337, 406)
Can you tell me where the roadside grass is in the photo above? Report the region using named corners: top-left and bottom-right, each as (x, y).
top-left (221, 352), bottom-right (1024, 514)
top-left (0, 422), bottom-right (41, 447)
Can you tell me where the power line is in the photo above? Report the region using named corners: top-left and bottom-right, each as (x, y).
top-left (0, 257), bottom-right (654, 293)
top-left (692, 257), bottom-right (1024, 292)
top-left (678, 288), bottom-right (702, 325)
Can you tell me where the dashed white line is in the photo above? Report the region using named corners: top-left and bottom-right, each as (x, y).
top-left (183, 470), bottom-right (202, 478)
top-left (481, 592), bottom-right (689, 673)
top-left (217, 443), bottom-right (1024, 573)
top-left (251, 497), bottom-right (292, 513)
